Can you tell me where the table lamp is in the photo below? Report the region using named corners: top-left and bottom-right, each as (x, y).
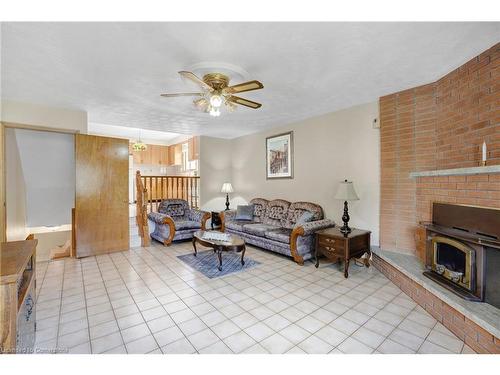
top-left (334, 179), bottom-right (359, 234)
top-left (221, 182), bottom-right (234, 211)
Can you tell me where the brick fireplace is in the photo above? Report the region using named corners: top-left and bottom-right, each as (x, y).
top-left (377, 42), bottom-right (500, 353)
top-left (380, 42), bottom-right (500, 260)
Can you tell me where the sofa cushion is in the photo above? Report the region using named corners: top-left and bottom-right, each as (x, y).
top-left (263, 199), bottom-right (291, 226)
top-left (264, 228), bottom-right (292, 244)
top-left (158, 199), bottom-right (189, 218)
top-left (243, 223), bottom-right (280, 236)
top-left (282, 201), bottom-right (324, 229)
top-left (174, 220), bottom-right (201, 230)
top-left (249, 198), bottom-right (269, 223)
top-left (225, 220), bottom-right (255, 232)
top-left (235, 205), bottom-right (254, 221)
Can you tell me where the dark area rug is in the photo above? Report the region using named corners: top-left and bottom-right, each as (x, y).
top-left (177, 249), bottom-right (260, 279)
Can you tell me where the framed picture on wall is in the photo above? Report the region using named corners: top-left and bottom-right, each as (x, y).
top-left (266, 131), bottom-right (293, 179)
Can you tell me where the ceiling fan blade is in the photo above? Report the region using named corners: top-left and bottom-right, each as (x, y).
top-left (227, 95), bottom-right (262, 109)
top-left (160, 93), bottom-right (204, 97)
top-left (193, 98), bottom-right (209, 112)
top-left (223, 80), bottom-right (264, 94)
top-left (178, 71), bottom-right (214, 92)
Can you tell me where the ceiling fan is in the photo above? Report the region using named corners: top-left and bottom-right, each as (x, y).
top-left (161, 71), bottom-right (264, 117)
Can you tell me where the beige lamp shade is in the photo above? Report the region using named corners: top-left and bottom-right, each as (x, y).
top-left (334, 180), bottom-right (359, 201)
top-left (221, 182), bottom-right (234, 193)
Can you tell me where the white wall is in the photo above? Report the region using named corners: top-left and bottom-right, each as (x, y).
top-left (14, 128), bottom-right (75, 227)
top-left (33, 229), bottom-right (72, 262)
top-left (1, 100), bottom-right (87, 133)
top-left (5, 128), bottom-right (28, 241)
top-left (199, 136), bottom-right (232, 212)
top-left (199, 102), bottom-right (381, 245)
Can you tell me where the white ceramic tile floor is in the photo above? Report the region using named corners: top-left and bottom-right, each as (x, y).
top-left (34, 239), bottom-right (475, 354)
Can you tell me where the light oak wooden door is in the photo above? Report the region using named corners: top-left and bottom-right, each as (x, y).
top-left (75, 134), bottom-right (129, 257)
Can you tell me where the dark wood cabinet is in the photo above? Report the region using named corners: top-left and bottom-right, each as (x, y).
top-left (315, 227), bottom-right (371, 278)
top-left (211, 211), bottom-right (222, 231)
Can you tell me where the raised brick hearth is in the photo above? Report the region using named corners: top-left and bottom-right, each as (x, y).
top-left (372, 253), bottom-right (500, 354)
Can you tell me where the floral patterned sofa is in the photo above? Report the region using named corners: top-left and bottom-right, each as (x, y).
top-left (221, 198), bottom-right (334, 265)
top-left (148, 199), bottom-right (210, 246)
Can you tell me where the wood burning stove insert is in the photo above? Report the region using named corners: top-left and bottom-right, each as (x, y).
top-left (423, 203), bottom-right (500, 308)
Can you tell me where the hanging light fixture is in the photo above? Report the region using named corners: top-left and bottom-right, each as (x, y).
top-left (132, 129), bottom-right (147, 151)
top-left (209, 106), bottom-right (221, 117)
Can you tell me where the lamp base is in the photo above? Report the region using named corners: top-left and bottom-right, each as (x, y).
top-left (339, 225), bottom-right (352, 234)
top-left (340, 201), bottom-right (351, 235)
top-left (224, 193), bottom-right (230, 211)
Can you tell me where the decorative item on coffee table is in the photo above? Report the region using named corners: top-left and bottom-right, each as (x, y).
top-left (315, 227), bottom-right (371, 278)
top-left (334, 179), bottom-right (359, 234)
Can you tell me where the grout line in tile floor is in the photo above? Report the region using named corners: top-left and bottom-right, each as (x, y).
top-left (124, 244), bottom-right (241, 353)
top-left (35, 262), bottom-right (48, 303)
top-left (93, 256), bottom-right (128, 353)
top-left (79, 260), bottom-right (94, 354)
top-left (54, 260), bottom-right (66, 351)
top-left (130, 244), bottom-right (276, 353)
top-left (165, 248), bottom-right (379, 353)
top-left (109, 250), bottom-right (192, 353)
top-left (414, 320), bottom-right (439, 353)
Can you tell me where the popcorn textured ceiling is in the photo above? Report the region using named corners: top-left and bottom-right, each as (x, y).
top-left (1, 22), bottom-right (499, 138)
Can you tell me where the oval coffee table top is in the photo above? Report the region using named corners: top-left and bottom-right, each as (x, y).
top-left (193, 230), bottom-right (245, 249)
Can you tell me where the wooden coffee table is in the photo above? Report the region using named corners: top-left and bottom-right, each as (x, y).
top-left (192, 231), bottom-right (246, 271)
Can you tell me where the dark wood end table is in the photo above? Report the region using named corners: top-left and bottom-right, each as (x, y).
top-left (192, 230), bottom-right (246, 271)
top-left (211, 211), bottom-right (222, 231)
top-left (315, 227), bottom-right (371, 278)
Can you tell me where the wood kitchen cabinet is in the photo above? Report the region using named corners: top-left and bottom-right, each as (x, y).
top-left (160, 146), bottom-right (170, 165)
top-left (174, 144), bottom-right (182, 165)
top-left (132, 147), bottom-right (152, 165)
top-left (150, 145), bottom-right (162, 165)
top-left (130, 141), bottom-right (195, 166)
top-left (167, 145), bottom-right (175, 166)
top-left (188, 137), bottom-right (199, 161)
top-left (167, 143), bottom-right (182, 166)
top-left (132, 144), bottom-right (172, 166)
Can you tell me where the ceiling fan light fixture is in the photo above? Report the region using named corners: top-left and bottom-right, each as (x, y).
top-left (160, 70), bottom-right (263, 116)
top-left (209, 106), bottom-right (221, 117)
top-left (209, 94), bottom-right (223, 108)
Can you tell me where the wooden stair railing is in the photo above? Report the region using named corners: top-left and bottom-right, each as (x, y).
top-left (135, 172), bottom-right (201, 246)
top-left (135, 171), bottom-right (151, 247)
top-left (139, 175), bottom-right (200, 213)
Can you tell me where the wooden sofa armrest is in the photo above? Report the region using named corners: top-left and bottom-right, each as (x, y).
top-left (290, 226), bottom-right (306, 265)
top-left (290, 219), bottom-right (335, 265)
top-left (189, 208), bottom-right (211, 230)
top-left (220, 211), bottom-right (226, 232)
top-left (148, 212), bottom-right (176, 246)
top-left (201, 212), bottom-right (211, 230)
top-left (162, 216), bottom-right (176, 246)
top-left (219, 210), bottom-right (236, 232)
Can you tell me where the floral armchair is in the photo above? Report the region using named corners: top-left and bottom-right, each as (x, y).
top-left (147, 199), bottom-right (210, 246)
